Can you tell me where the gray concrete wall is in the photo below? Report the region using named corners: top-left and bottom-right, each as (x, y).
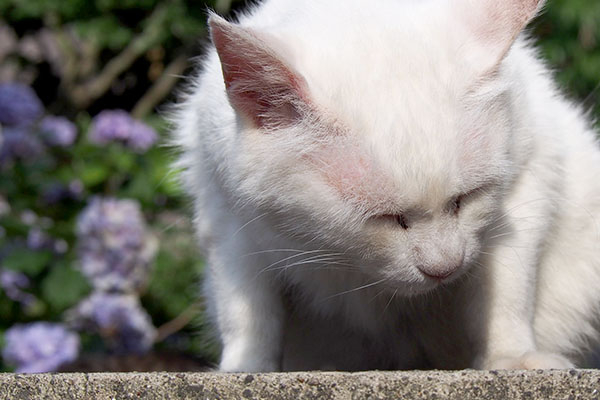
top-left (1, 370), bottom-right (600, 399)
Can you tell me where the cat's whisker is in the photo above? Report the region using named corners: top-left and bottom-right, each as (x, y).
top-left (369, 288), bottom-right (389, 303)
top-left (275, 265), bottom-right (360, 280)
top-left (382, 289), bottom-right (398, 315)
top-left (232, 212), bottom-right (269, 238)
top-left (321, 278), bottom-right (388, 302)
top-left (486, 227), bottom-right (550, 241)
top-left (268, 258), bottom-right (358, 274)
top-left (258, 253), bottom-right (360, 279)
top-left (478, 248), bottom-right (531, 279)
top-left (488, 214), bottom-right (551, 231)
top-left (257, 250), bottom-right (347, 274)
top-left (488, 197), bottom-right (561, 225)
top-left (244, 248), bottom-right (344, 258)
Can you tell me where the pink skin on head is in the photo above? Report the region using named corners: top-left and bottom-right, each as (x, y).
top-left (311, 141), bottom-right (398, 215)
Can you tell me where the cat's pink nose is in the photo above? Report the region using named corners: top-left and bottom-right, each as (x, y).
top-left (417, 265), bottom-right (459, 280)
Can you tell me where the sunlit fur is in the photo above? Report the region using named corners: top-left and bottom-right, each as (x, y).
top-left (172, 0), bottom-right (600, 371)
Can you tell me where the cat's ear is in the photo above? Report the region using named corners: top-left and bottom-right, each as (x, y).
top-left (209, 14), bottom-right (310, 129)
top-left (458, 0), bottom-right (545, 74)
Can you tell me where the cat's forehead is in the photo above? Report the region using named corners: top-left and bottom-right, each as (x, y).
top-left (281, 2), bottom-right (465, 97)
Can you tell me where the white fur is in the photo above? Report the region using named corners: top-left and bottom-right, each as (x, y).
top-left (173, 0), bottom-right (600, 371)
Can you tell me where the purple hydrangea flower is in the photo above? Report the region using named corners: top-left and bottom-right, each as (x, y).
top-left (0, 83), bottom-right (44, 127)
top-left (0, 268), bottom-right (35, 305)
top-left (127, 119), bottom-right (158, 152)
top-left (88, 110), bottom-right (158, 152)
top-left (88, 110), bottom-right (131, 143)
top-left (76, 197), bottom-right (157, 292)
top-left (2, 322), bottom-right (80, 373)
top-left (67, 292), bottom-right (156, 354)
top-left (39, 116), bottom-right (77, 147)
top-left (0, 127), bottom-right (45, 164)
top-left (26, 227), bottom-right (52, 250)
top-left (69, 179), bottom-right (84, 196)
top-left (54, 239), bottom-right (68, 254)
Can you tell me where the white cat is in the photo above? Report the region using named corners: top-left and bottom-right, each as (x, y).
top-left (173, 0), bottom-right (600, 372)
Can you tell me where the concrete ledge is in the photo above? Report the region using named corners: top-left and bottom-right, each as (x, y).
top-left (1, 370), bottom-right (599, 399)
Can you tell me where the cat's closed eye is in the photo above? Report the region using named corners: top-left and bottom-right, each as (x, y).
top-left (446, 186), bottom-right (488, 215)
top-left (375, 213), bottom-right (410, 229)
top-left (374, 186), bottom-right (486, 227)
top-left (446, 196), bottom-right (462, 215)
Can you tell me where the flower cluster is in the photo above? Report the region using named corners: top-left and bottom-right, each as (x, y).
top-left (0, 84), bottom-right (158, 168)
top-left (89, 110), bottom-right (158, 152)
top-left (0, 83), bottom-right (76, 165)
top-left (0, 126), bottom-right (45, 163)
top-left (26, 227), bottom-right (53, 250)
top-left (0, 268), bottom-right (35, 305)
top-left (69, 196), bottom-right (158, 354)
top-left (0, 82), bottom-right (164, 371)
top-left (67, 292), bottom-right (157, 354)
top-left (0, 83), bottom-right (43, 127)
top-left (39, 116), bottom-right (77, 147)
top-left (76, 197), bottom-right (158, 292)
top-left (2, 322), bottom-right (80, 373)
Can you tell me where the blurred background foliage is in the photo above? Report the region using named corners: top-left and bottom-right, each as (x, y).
top-left (0, 0), bottom-right (599, 372)
top-left (536, 0), bottom-right (600, 122)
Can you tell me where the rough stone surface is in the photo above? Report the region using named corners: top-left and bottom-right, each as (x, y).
top-left (1, 370), bottom-right (600, 399)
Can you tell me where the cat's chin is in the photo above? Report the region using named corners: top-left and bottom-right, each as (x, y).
top-left (379, 278), bottom-right (442, 298)
top-left (382, 269), bottom-right (467, 297)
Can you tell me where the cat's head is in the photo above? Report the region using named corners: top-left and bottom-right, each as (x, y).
top-left (209, 0), bottom-right (544, 295)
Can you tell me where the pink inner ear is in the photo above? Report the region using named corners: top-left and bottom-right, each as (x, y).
top-left (458, 0), bottom-right (543, 73)
top-left (209, 16), bottom-right (310, 129)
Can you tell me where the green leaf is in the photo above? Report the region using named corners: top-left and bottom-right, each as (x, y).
top-left (145, 149), bottom-right (183, 197)
top-left (144, 248), bottom-right (203, 320)
top-left (6, 0), bottom-right (46, 20)
top-left (0, 296), bottom-right (17, 322)
top-left (22, 298), bottom-right (47, 319)
top-left (41, 262), bottom-right (91, 313)
top-left (124, 169), bottom-right (154, 203)
top-left (73, 16), bottom-right (133, 50)
top-left (112, 151), bottom-right (135, 172)
top-left (2, 249), bottom-right (52, 277)
top-left (155, 168), bottom-right (183, 197)
top-left (96, 0), bottom-right (157, 12)
top-left (0, 216), bottom-right (29, 237)
top-left (79, 162), bottom-right (110, 188)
